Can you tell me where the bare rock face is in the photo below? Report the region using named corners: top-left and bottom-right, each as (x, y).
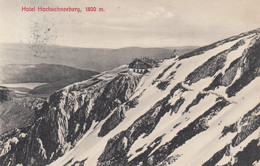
top-left (0, 71), bottom-right (141, 166)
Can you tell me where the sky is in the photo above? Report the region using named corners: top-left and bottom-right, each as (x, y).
top-left (0, 0), bottom-right (259, 48)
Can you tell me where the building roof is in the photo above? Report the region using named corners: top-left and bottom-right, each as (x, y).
top-left (129, 58), bottom-right (153, 69)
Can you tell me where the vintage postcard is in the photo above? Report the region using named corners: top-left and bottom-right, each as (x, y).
top-left (0, 0), bottom-right (259, 165)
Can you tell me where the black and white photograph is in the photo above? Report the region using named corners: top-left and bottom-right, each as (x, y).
top-left (0, 0), bottom-right (259, 165)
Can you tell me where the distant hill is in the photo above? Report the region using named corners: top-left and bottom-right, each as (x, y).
top-left (0, 64), bottom-right (98, 83)
top-left (0, 44), bottom-right (198, 72)
top-left (164, 46), bottom-right (198, 50)
top-left (0, 64), bottom-right (99, 96)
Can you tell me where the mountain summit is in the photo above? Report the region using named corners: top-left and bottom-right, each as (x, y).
top-left (0, 29), bottom-right (260, 166)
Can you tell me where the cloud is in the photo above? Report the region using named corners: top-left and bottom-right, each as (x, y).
top-left (145, 7), bottom-right (174, 19)
top-left (165, 12), bottom-right (174, 18)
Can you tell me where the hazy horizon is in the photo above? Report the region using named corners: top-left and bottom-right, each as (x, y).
top-left (0, 42), bottom-right (200, 49)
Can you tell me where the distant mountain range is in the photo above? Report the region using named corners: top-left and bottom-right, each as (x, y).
top-left (0, 44), bottom-right (198, 72)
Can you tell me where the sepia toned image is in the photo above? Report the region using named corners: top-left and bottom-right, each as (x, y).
top-left (0, 0), bottom-right (259, 165)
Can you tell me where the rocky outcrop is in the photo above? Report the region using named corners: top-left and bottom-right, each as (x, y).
top-left (0, 87), bottom-right (13, 103)
top-left (98, 83), bottom-right (189, 166)
top-left (0, 71), bottom-right (141, 166)
top-left (204, 103), bottom-right (260, 166)
top-left (226, 37), bottom-right (260, 97)
top-left (203, 35), bottom-right (260, 98)
top-left (98, 96), bottom-right (140, 137)
top-left (185, 39), bottom-right (246, 85)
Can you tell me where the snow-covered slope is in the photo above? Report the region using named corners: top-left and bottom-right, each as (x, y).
top-left (0, 29), bottom-right (260, 166)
